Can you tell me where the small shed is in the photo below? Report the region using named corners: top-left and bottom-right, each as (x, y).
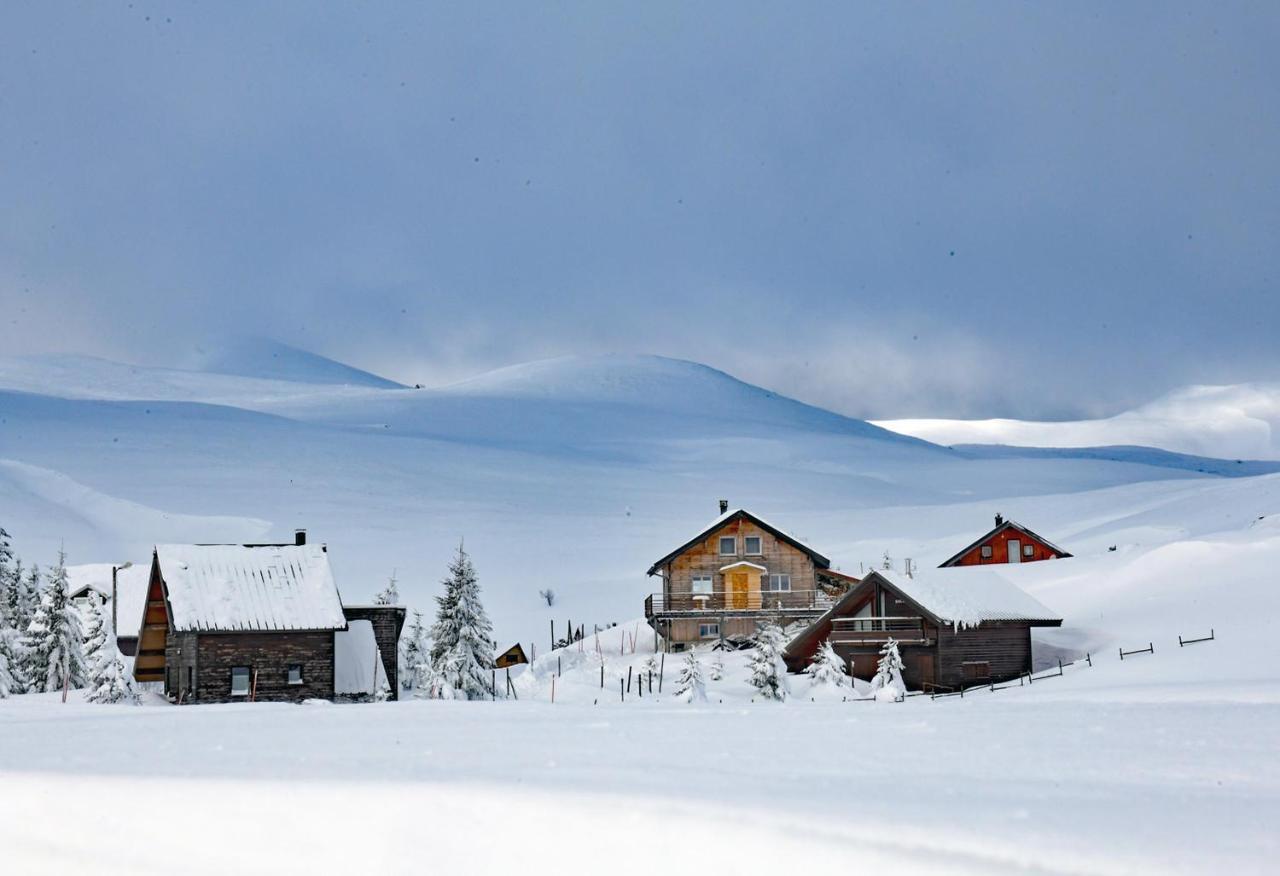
top-left (494, 643), bottom-right (528, 669)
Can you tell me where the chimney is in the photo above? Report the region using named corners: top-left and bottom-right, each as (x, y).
top-left (994, 513), bottom-right (1004, 527)
top-left (295, 529), bottom-right (307, 546)
top-left (719, 499), bottom-right (729, 515)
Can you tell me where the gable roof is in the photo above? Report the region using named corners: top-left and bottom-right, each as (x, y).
top-left (786, 566), bottom-right (1061, 661)
top-left (155, 543), bottom-right (347, 633)
top-left (647, 508), bottom-right (830, 575)
top-left (938, 518), bottom-right (1072, 567)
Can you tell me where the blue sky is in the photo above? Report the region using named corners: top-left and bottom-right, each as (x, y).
top-left (2, 3), bottom-right (1277, 418)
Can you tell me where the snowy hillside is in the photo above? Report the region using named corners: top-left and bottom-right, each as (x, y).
top-left (876, 382), bottom-right (1280, 460)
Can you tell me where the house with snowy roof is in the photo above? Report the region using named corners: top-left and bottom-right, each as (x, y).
top-left (939, 513), bottom-right (1072, 567)
top-left (644, 502), bottom-right (859, 650)
top-left (783, 567), bottom-right (1062, 690)
top-left (131, 530), bottom-right (405, 704)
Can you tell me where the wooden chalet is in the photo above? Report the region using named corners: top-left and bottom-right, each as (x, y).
top-left (783, 567), bottom-right (1062, 690)
top-left (644, 503), bottom-right (858, 650)
top-left (939, 514), bottom-right (1071, 567)
top-left (495, 643), bottom-right (529, 669)
top-left (131, 530), bottom-right (404, 703)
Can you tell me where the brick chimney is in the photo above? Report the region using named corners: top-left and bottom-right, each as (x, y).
top-left (295, 529), bottom-right (307, 546)
top-left (719, 499), bottom-right (729, 515)
top-left (994, 513), bottom-right (1004, 527)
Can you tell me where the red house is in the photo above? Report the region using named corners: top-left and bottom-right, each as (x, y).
top-left (939, 514), bottom-right (1071, 567)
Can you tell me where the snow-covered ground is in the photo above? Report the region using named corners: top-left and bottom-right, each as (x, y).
top-left (1, 348), bottom-right (1278, 872)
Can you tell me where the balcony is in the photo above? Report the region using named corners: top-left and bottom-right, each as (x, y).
top-left (644, 590), bottom-right (834, 620)
top-left (829, 616), bottom-right (932, 646)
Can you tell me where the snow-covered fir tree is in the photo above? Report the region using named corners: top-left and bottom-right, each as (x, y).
top-left (374, 571), bottom-right (400, 606)
top-left (21, 551), bottom-right (88, 694)
top-left (673, 649), bottom-right (707, 703)
top-left (709, 650), bottom-right (724, 681)
top-left (3, 558), bottom-right (36, 637)
top-left (428, 543), bottom-right (496, 700)
top-left (399, 610), bottom-right (428, 694)
top-left (0, 605), bottom-right (18, 699)
top-left (805, 640), bottom-right (850, 691)
top-left (871, 636), bottom-right (905, 701)
top-left (413, 654), bottom-right (452, 700)
top-left (84, 600), bottom-right (137, 705)
top-left (748, 619), bottom-right (789, 701)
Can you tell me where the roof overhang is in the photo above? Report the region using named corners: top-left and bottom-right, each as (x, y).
top-left (719, 561), bottom-right (768, 573)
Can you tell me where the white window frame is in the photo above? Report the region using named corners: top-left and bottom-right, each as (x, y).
top-left (766, 573), bottom-right (791, 592)
top-left (1023, 544), bottom-right (1034, 557)
top-left (230, 666), bottom-right (251, 697)
top-left (287, 664), bottom-right (304, 686)
top-left (691, 574), bottom-right (713, 595)
top-left (980, 545), bottom-right (993, 559)
top-left (744, 535), bottom-right (763, 555)
top-left (718, 536), bottom-right (736, 556)
top-left (698, 622), bottom-right (720, 639)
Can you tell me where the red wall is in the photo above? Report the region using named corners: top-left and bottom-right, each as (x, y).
top-left (951, 528), bottom-right (1063, 566)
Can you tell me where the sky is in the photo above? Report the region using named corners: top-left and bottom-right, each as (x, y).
top-left (1, 2), bottom-right (1278, 420)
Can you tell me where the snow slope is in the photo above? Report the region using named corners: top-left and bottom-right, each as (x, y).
top-left (876, 383), bottom-right (1280, 460)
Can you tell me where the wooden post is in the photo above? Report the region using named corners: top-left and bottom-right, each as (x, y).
top-left (659, 653), bottom-right (665, 693)
top-left (551, 619), bottom-right (555, 652)
top-left (551, 675), bottom-right (556, 703)
top-left (620, 678), bottom-right (624, 702)
top-left (492, 669), bottom-right (496, 701)
top-left (250, 668), bottom-right (259, 701)
top-left (558, 656), bottom-right (562, 677)
top-left (600, 665), bottom-right (604, 688)
top-left (627, 666), bottom-right (632, 693)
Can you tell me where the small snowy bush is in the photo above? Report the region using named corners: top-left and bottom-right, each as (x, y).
top-left (748, 620), bottom-right (789, 701)
top-left (805, 640), bottom-right (850, 698)
top-left (673, 650), bottom-right (707, 703)
top-left (871, 637), bottom-right (906, 702)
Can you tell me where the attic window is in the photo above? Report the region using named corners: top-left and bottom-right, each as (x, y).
top-left (718, 536), bottom-right (736, 556)
top-left (981, 545), bottom-right (993, 559)
top-left (744, 536), bottom-right (763, 555)
top-left (1023, 544), bottom-right (1034, 557)
top-left (230, 666), bottom-right (251, 697)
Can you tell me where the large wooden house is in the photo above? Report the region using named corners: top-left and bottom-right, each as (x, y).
top-left (131, 532), bottom-right (404, 703)
top-left (783, 567), bottom-right (1062, 690)
top-left (939, 514), bottom-right (1072, 567)
top-left (644, 505), bottom-right (858, 650)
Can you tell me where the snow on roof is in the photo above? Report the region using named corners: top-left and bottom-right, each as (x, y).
top-left (720, 560), bottom-right (767, 572)
top-left (156, 544), bottom-right (347, 633)
top-left (874, 567), bottom-right (1061, 627)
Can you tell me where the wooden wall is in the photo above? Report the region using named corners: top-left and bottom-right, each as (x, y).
top-left (179, 631), bottom-right (336, 704)
top-left (950, 528), bottom-right (1063, 566)
top-left (665, 520), bottom-right (817, 604)
top-left (935, 622), bottom-right (1032, 687)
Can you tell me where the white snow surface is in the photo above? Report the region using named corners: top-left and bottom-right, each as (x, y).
top-left (333, 619), bottom-right (388, 696)
top-left (873, 566), bottom-right (1063, 626)
top-left (876, 382), bottom-right (1280, 460)
top-left (156, 544), bottom-right (347, 632)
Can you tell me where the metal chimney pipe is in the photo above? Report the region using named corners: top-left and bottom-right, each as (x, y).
top-left (719, 500), bottom-right (729, 514)
top-left (295, 529), bottom-right (307, 546)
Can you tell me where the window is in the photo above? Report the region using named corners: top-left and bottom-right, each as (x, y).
top-left (980, 545), bottom-right (993, 559)
top-left (230, 666), bottom-right (251, 697)
top-left (287, 664), bottom-right (304, 685)
top-left (699, 623), bottom-right (720, 639)
top-left (962, 661), bottom-right (991, 681)
top-left (744, 535), bottom-right (763, 555)
top-left (1023, 544), bottom-right (1034, 557)
top-left (766, 574), bottom-right (791, 592)
top-left (691, 574), bottom-right (713, 595)
top-left (718, 536), bottom-right (736, 556)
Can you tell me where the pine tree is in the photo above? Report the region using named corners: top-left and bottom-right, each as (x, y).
top-left (374, 571), bottom-right (400, 606)
top-left (805, 640), bottom-right (850, 691)
top-left (709, 651), bottom-right (724, 681)
top-left (21, 551), bottom-right (88, 694)
top-left (673, 650), bottom-right (707, 703)
top-left (399, 610), bottom-right (428, 694)
top-left (413, 653), bottom-right (452, 700)
top-left (83, 598), bottom-right (109, 676)
top-left (747, 619), bottom-right (789, 701)
top-left (0, 605), bottom-right (18, 699)
top-left (84, 601), bottom-right (137, 705)
top-left (0, 526), bottom-right (13, 625)
top-left (871, 637), bottom-right (905, 701)
top-left (428, 542), bottom-right (496, 700)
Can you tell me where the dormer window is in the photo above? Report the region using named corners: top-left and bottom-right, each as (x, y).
top-left (718, 536), bottom-right (736, 556)
top-left (744, 535), bottom-right (762, 555)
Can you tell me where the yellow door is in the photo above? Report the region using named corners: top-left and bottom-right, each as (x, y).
top-left (730, 571), bottom-right (749, 609)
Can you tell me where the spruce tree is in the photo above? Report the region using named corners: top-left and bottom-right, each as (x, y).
top-left (805, 640), bottom-right (850, 692)
top-left (0, 526), bottom-right (13, 624)
top-left (83, 597), bottom-right (109, 676)
top-left (428, 542), bottom-right (496, 700)
top-left (413, 654), bottom-right (451, 700)
top-left (21, 551), bottom-right (88, 694)
top-left (709, 650), bottom-right (724, 682)
top-left (399, 610), bottom-right (428, 694)
top-left (85, 600), bottom-right (137, 705)
top-left (673, 650), bottom-right (708, 703)
top-left (871, 637), bottom-right (905, 701)
top-left (747, 619), bottom-right (789, 701)
top-left (374, 571), bottom-right (400, 606)
top-left (0, 606), bottom-right (18, 698)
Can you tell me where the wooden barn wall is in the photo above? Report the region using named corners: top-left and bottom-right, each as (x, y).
top-left (343, 607), bottom-right (405, 700)
top-left (189, 631), bottom-right (335, 704)
top-left (951, 529), bottom-right (1063, 566)
top-left (936, 623), bottom-right (1032, 686)
top-left (163, 630), bottom-right (198, 700)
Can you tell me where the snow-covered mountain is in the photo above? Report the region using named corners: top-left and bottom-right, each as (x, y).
top-left (876, 382), bottom-right (1280, 460)
top-left (1, 347), bottom-right (1277, 653)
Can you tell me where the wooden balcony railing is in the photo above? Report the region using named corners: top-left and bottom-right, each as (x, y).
top-left (829, 616), bottom-right (930, 644)
top-left (644, 590), bottom-right (834, 617)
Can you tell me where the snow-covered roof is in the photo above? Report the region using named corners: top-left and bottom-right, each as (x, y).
top-left (155, 544), bottom-right (347, 633)
top-left (65, 562), bottom-right (150, 635)
top-left (873, 567), bottom-right (1061, 626)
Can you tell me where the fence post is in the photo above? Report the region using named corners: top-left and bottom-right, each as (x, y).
top-left (620, 678), bottom-right (625, 703)
top-left (627, 666), bottom-right (633, 693)
top-left (659, 653), bottom-right (665, 693)
top-left (1086, 652), bottom-right (1091, 667)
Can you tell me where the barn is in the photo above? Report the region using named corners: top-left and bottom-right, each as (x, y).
top-left (783, 567), bottom-right (1062, 690)
top-left (939, 514), bottom-right (1072, 567)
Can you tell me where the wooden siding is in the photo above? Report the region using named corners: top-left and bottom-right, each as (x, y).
top-left (949, 527), bottom-right (1064, 566)
top-left (133, 560), bottom-right (170, 683)
top-left (935, 622), bottom-right (1032, 687)
top-left (185, 631), bottom-right (336, 704)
